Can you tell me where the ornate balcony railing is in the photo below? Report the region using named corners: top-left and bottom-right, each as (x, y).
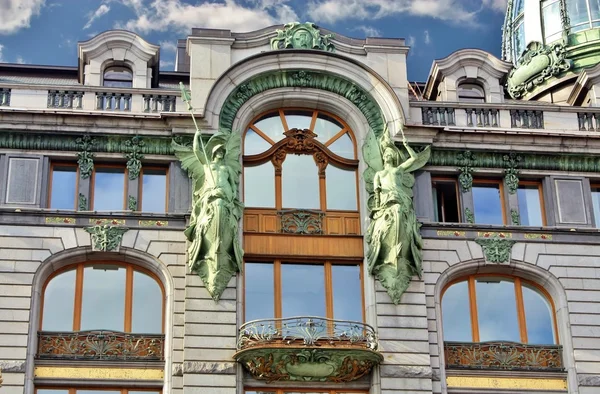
top-left (96, 92), bottom-right (132, 111)
top-left (577, 112), bottom-right (600, 131)
top-left (0, 88), bottom-right (10, 106)
top-left (510, 109), bottom-right (544, 129)
top-left (444, 341), bottom-right (563, 372)
top-left (235, 317), bottom-right (382, 383)
top-left (278, 209), bottom-right (325, 234)
top-left (47, 90), bottom-right (84, 109)
top-left (422, 106), bottom-right (456, 126)
top-left (143, 94), bottom-right (176, 113)
top-left (37, 330), bottom-right (165, 361)
top-left (466, 108), bottom-right (499, 127)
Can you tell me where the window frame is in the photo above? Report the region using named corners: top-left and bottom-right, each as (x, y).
top-left (457, 82), bottom-right (486, 103)
top-left (139, 166), bottom-right (169, 213)
top-left (441, 274), bottom-right (559, 344)
top-left (48, 162), bottom-right (79, 209)
top-left (590, 183), bottom-right (600, 227)
top-left (243, 259), bottom-right (365, 322)
top-left (90, 164), bottom-right (129, 211)
top-left (39, 261), bottom-right (166, 333)
top-left (432, 176), bottom-right (461, 223)
top-left (35, 388), bottom-right (162, 394)
top-left (472, 179), bottom-right (507, 225)
top-left (102, 66), bottom-right (134, 88)
top-left (518, 180), bottom-right (547, 226)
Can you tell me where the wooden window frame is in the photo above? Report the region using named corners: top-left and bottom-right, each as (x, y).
top-left (243, 108), bottom-right (360, 213)
top-left (590, 183), bottom-right (600, 227)
top-left (139, 166), bottom-right (170, 212)
top-left (35, 388), bottom-right (161, 394)
top-left (442, 274), bottom-right (559, 344)
top-left (518, 180), bottom-right (547, 226)
top-left (48, 162), bottom-right (79, 209)
top-left (472, 179), bottom-right (507, 225)
top-left (243, 260), bottom-right (365, 322)
top-left (432, 176), bottom-right (461, 223)
top-left (39, 262), bottom-right (165, 333)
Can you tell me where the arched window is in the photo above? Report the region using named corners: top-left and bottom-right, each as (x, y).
top-left (512, 0), bottom-right (526, 60)
top-left (442, 275), bottom-right (557, 344)
top-left (457, 82), bottom-right (486, 103)
top-left (542, 0), bottom-right (563, 44)
top-left (103, 66), bottom-right (133, 88)
top-left (41, 262), bottom-right (164, 333)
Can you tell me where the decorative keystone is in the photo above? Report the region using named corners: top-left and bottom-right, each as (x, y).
top-left (475, 235), bottom-right (516, 264)
top-left (271, 22), bottom-right (335, 51)
top-left (84, 225), bottom-right (129, 252)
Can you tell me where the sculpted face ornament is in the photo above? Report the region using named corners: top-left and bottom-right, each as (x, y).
top-left (292, 29), bottom-right (312, 49)
top-left (271, 21), bottom-right (335, 52)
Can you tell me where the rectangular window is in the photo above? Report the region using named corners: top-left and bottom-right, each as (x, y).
top-left (244, 261), bottom-right (362, 322)
top-left (472, 180), bottom-right (506, 225)
top-left (140, 168), bottom-right (168, 212)
top-left (591, 185), bottom-right (600, 227)
top-left (432, 178), bottom-right (460, 222)
top-left (93, 167), bottom-right (126, 210)
top-left (517, 181), bottom-right (546, 226)
top-left (49, 164), bottom-right (78, 209)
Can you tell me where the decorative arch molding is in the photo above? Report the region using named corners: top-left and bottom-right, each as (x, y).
top-left (24, 246), bottom-right (174, 394)
top-left (203, 51), bottom-right (405, 138)
top-left (433, 258), bottom-right (578, 394)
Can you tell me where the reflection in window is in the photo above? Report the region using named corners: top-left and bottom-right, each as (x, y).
top-left (514, 21), bottom-right (525, 60)
top-left (457, 82), bottom-right (485, 103)
top-left (442, 275), bottom-right (556, 344)
top-left (327, 133), bottom-right (354, 159)
top-left (568, 0), bottom-right (591, 31)
top-left (41, 263), bottom-right (163, 333)
top-left (592, 186), bottom-right (600, 227)
top-left (103, 66), bottom-right (133, 88)
top-left (326, 165), bottom-right (357, 210)
top-left (284, 109), bottom-right (313, 130)
top-left (93, 167), bottom-right (125, 210)
top-left (472, 182), bottom-right (505, 225)
top-left (244, 164), bottom-right (275, 208)
top-left (282, 155), bottom-right (320, 209)
top-left (518, 183), bottom-right (545, 226)
top-left (50, 165), bottom-right (77, 209)
top-left (542, 0), bottom-right (563, 43)
top-left (141, 169), bottom-right (167, 212)
top-left (244, 261), bottom-right (362, 321)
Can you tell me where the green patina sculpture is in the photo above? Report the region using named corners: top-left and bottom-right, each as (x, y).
top-left (172, 128), bottom-right (243, 301)
top-left (475, 235), bottom-right (516, 264)
top-left (363, 125), bottom-right (431, 304)
top-left (271, 22), bottom-right (334, 51)
top-left (84, 225), bottom-right (129, 252)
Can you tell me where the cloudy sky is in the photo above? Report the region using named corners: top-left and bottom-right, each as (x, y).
top-left (0, 0), bottom-right (507, 81)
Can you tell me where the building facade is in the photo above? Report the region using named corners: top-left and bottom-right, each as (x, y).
top-left (0, 7), bottom-right (599, 394)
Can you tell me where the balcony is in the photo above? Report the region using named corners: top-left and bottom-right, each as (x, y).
top-left (234, 316), bottom-right (382, 383)
top-left (37, 330), bottom-right (165, 361)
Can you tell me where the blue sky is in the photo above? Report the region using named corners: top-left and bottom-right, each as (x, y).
top-left (0, 0), bottom-right (507, 81)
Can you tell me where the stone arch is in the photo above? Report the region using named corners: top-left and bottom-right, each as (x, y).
top-left (433, 258), bottom-right (578, 394)
top-left (24, 246), bottom-right (175, 394)
top-left (203, 50), bottom-right (406, 138)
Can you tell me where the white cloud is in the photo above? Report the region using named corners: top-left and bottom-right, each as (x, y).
top-left (160, 59), bottom-right (175, 68)
top-left (160, 40), bottom-right (178, 53)
top-left (353, 25), bottom-right (381, 37)
top-left (424, 29), bottom-right (431, 44)
top-left (0, 44), bottom-right (4, 62)
top-left (83, 4), bottom-right (110, 30)
top-left (0, 0), bottom-right (45, 35)
top-left (16, 55), bottom-right (26, 64)
top-left (306, 0), bottom-right (502, 26)
top-left (407, 35), bottom-right (416, 47)
top-left (118, 0), bottom-right (298, 35)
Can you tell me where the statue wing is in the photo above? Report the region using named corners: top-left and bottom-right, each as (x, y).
top-left (223, 130), bottom-right (242, 181)
top-left (172, 139), bottom-right (206, 188)
top-left (362, 128), bottom-right (384, 196)
top-left (404, 145), bottom-right (431, 173)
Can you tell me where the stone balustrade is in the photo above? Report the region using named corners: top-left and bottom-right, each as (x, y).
top-left (0, 88), bottom-right (10, 106)
top-left (47, 90), bottom-right (84, 109)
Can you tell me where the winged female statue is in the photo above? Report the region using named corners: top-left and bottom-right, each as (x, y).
top-left (172, 128), bottom-right (243, 301)
top-left (362, 124), bottom-right (431, 304)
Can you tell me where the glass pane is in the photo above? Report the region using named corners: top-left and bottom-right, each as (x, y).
top-left (42, 269), bottom-right (76, 331)
top-left (245, 262), bottom-right (275, 321)
top-left (592, 189), bottom-right (600, 227)
top-left (313, 114), bottom-right (343, 143)
top-left (568, 0), bottom-right (590, 28)
top-left (36, 390), bottom-right (70, 394)
top-left (50, 166), bottom-right (77, 209)
top-left (518, 185), bottom-right (543, 226)
top-left (326, 166), bottom-right (357, 210)
top-left (244, 163), bottom-right (275, 208)
top-left (244, 129), bottom-right (272, 155)
top-left (442, 281), bottom-right (472, 341)
top-left (472, 184), bottom-right (504, 225)
top-left (513, 0), bottom-right (524, 17)
top-left (282, 155), bottom-right (320, 209)
top-left (284, 110), bottom-right (312, 130)
top-left (80, 265), bottom-right (126, 331)
top-left (254, 113), bottom-right (285, 142)
top-left (281, 264), bottom-right (325, 317)
top-left (327, 133), bottom-right (355, 159)
top-left (591, 0), bottom-right (600, 21)
top-left (132, 270), bottom-right (163, 334)
top-left (332, 265), bottom-right (362, 321)
top-left (523, 284), bottom-right (555, 344)
top-left (141, 169), bottom-right (167, 213)
top-left (476, 278), bottom-right (521, 342)
top-left (93, 168), bottom-right (125, 210)
top-left (543, 1), bottom-right (562, 43)
top-left (514, 22), bottom-right (525, 59)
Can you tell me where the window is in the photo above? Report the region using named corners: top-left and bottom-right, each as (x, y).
top-left (542, 0), bottom-right (563, 44)
top-left (432, 178), bottom-right (460, 222)
top-left (36, 389), bottom-right (161, 394)
top-left (567, 0), bottom-right (600, 32)
top-left (472, 180), bottom-right (506, 225)
top-left (592, 185), bottom-right (600, 227)
top-left (442, 275), bottom-right (557, 344)
top-left (244, 261), bottom-right (363, 322)
top-left (49, 164), bottom-right (78, 209)
top-left (41, 262), bottom-right (164, 333)
top-left (243, 109), bottom-right (359, 212)
top-left (103, 66), bottom-right (133, 88)
top-left (91, 165), bottom-right (168, 212)
top-left (512, 0), bottom-right (526, 60)
top-left (457, 82), bottom-right (485, 103)
top-left (245, 391), bottom-right (367, 394)
top-left (517, 181), bottom-right (546, 226)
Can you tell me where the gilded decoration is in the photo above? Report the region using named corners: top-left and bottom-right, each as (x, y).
top-left (139, 220), bottom-right (168, 227)
top-left (34, 366), bottom-right (164, 380)
top-left (446, 376), bottom-right (567, 390)
top-left (436, 230), bottom-right (466, 237)
top-left (278, 210), bottom-right (324, 234)
top-left (363, 125), bottom-right (431, 304)
top-left (90, 218), bottom-right (125, 225)
top-left (45, 217), bottom-right (75, 224)
top-left (524, 233), bottom-right (553, 240)
top-left (507, 41), bottom-right (572, 99)
top-left (475, 234), bottom-right (516, 264)
top-left (271, 22), bottom-right (335, 51)
top-left (234, 316), bottom-right (381, 383)
top-left (76, 135), bottom-right (95, 179)
top-left (173, 83), bottom-right (243, 302)
top-left (125, 136), bottom-right (145, 180)
top-left (84, 225), bottom-right (129, 252)
top-left (37, 330), bottom-right (164, 361)
top-left (445, 341), bottom-right (563, 372)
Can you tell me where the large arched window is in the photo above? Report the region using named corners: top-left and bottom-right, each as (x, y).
top-left (41, 262), bottom-right (164, 333)
top-left (442, 275), bottom-right (557, 344)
